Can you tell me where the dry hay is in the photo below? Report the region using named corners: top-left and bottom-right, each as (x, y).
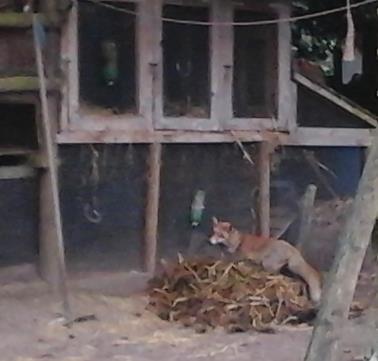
top-left (147, 257), bottom-right (316, 333)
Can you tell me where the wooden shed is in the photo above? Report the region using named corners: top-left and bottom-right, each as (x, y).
top-left (0, 0), bottom-right (375, 292)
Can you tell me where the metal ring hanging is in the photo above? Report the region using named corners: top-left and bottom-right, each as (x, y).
top-left (83, 202), bottom-right (103, 224)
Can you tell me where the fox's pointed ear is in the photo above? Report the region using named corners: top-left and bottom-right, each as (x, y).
top-left (212, 216), bottom-right (218, 225)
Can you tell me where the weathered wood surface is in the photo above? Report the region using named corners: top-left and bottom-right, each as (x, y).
top-left (304, 131), bottom-right (378, 361)
top-left (0, 165), bottom-right (36, 179)
top-left (33, 16), bottom-right (71, 319)
top-left (276, 3), bottom-right (297, 130)
top-left (144, 142), bottom-right (162, 274)
top-left (210, 0), bottom-right (233, 128)
top-left (258, 141), bottom-right (271, 237)
top-left (57, 128), bottom-right (374, 147)
top-left (0, 13), bottom-right (51, 28)
top-left (0, 76), bottom-right (59, 93)
top-left (137, 0), bottom-right (162, 125)
top-left (296, 184), bottom-right (317, 252)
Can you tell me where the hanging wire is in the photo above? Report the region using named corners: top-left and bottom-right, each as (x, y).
top-left (79, 0), bottom-right (378, 26)
top-left (83, 144), bottom-right (103, 224)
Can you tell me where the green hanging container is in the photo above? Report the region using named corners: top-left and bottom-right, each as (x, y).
top-left (190, 190), bottom-right (206, 227)
top-left (101, 40), bottom-right (119, 86)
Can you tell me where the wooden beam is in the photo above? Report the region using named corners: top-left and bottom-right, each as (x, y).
top-left (296, 184), bottom-right (317, 253)
top-left (57, 127), bottom-right (373, 147)
top-left (33, 16), bottom-right (71, 319)
top-left (157, 117), bottom-right (219, 131)
top-left (63, 1), bottom-right (79, 126)
top-left (0, 165), bottom-right (36, 179)
top-left (0, 13), bottom-right (51, 28)
top-left (304, 131), bottom-right (378, 361)
top-left (258, 141), bottom-right (271, 237)
top-left (137, 0), bottom-right (162, 125)
top-left (57, 129), bottom-right (267, 144)
top-left (0, 147), bottom-right (36, 156)
top-left (288, 127), bottom-right (373, 147)
top-left (223, 117), bottom-right (277, 131)
top-left (210, 0), bottom-right (233, 129)
top-left (39, 0), bottom-right (59, 24)
top-left (294, 72), bottom-right (378, 128)
top-left (276, 3), bottom-right (296, 130)
top-left (144, 142), bottom-right (162, 274)
top-left (0, 76), bottom-right (60, 93)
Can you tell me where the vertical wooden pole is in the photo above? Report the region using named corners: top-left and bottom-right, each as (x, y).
top-left (65, 1), bottom-right (79, 126)
top-left (137, 0), bottom-right (162, 125)
top-left (33, 16), bottom-right (71, 319)
top-left (304, 133), bottom-right (378, 361)
top-left (296, 184), bottom-right (317, 252)
top-left (210, 0), bottom-right (233, 129)
top-left (276, 2), bottom-right (297, 131)
top-left (40, 0), bottom-right (59, 23)
top-left (258, 141), bottom-right (271, 237)
top-left (144, 142), bottom-right (162, 274)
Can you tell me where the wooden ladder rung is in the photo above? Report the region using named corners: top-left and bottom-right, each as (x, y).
top-left (0, 76), bottom-right (60, 93)
top-left (0, 13), bottom-right (51, 28)
top-left (0, 147), bottom-right (36, 156)
top-left (0, 165), bottom-right (36, 179)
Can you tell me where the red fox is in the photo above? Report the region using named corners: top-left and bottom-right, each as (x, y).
top-left (209, 217), bottom-right (322, 305)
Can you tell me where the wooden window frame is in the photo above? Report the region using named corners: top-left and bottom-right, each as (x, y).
top-left (60, 0), bottom-right (291, 134)
top-left (61, 0), bottom-right (161, 132)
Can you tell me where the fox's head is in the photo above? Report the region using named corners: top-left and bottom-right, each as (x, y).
top-left (209, 217), bottom-right (234, 247)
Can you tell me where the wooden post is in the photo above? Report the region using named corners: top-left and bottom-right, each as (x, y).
top-left (33, 16), bottom-right (71, 319)
top-left (144, 142), bottom-right (162, 274)
top-left (258, 141), bottom-right (271, 237)
top-left (210, 0), bottom-right (233, 129)
top-left (40, 0), bottom-right (59, 23)
top-left (304, 132), bottom-right (378, 361)
top-left (276, 2), bottom-right (297, 131)
top-left (137, 0), bottom-right (162, 125)
top-left (296, 184), bottom-right (317, 252)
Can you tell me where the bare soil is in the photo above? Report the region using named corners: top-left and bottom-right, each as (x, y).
top-left (0, 262), bottom-right (378, 361)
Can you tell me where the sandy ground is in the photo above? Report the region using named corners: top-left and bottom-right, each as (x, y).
top-left (0, 264), bottom-right (377, 361)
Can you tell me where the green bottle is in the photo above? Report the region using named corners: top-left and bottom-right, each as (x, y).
top-left (190, 190), bottom-right (206, 227)
top-left (101, 40), bottom-right (119, 86)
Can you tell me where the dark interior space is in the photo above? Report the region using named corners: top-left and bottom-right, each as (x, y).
top-left (59, 144), bottom-right (260, 272)
top-left (78, 1), bottom-right (136, 114)
top-left (297, 85), bottom-right (374, 128)
top-left (163, 5), bottom-right (210, 118)
top-left (233, 10), bottom-right (277, 118)
top-left (0, 29), bottom-right (35, 76)
top-left (271, 146), bottom-right (363, 200)
top-left (57, 143), bottom-right (363, 272)
top-left (59, 145), bottom-right (148, 273)
top-left (331, 22), bottom-right (378, 116)
top-left (0, 178), bottom-right (39, 267)
top-left (0, 0), bottom-right (41, 12)
top-left (0, 103), bottom-right (38, 149)
top-left (158, 143), bottom-right (258, 259)
top-left (0, 154), bottom-right (30, 166)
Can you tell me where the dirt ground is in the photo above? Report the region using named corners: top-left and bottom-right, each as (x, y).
top-left (0, 261), bottom-right (378, 361)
